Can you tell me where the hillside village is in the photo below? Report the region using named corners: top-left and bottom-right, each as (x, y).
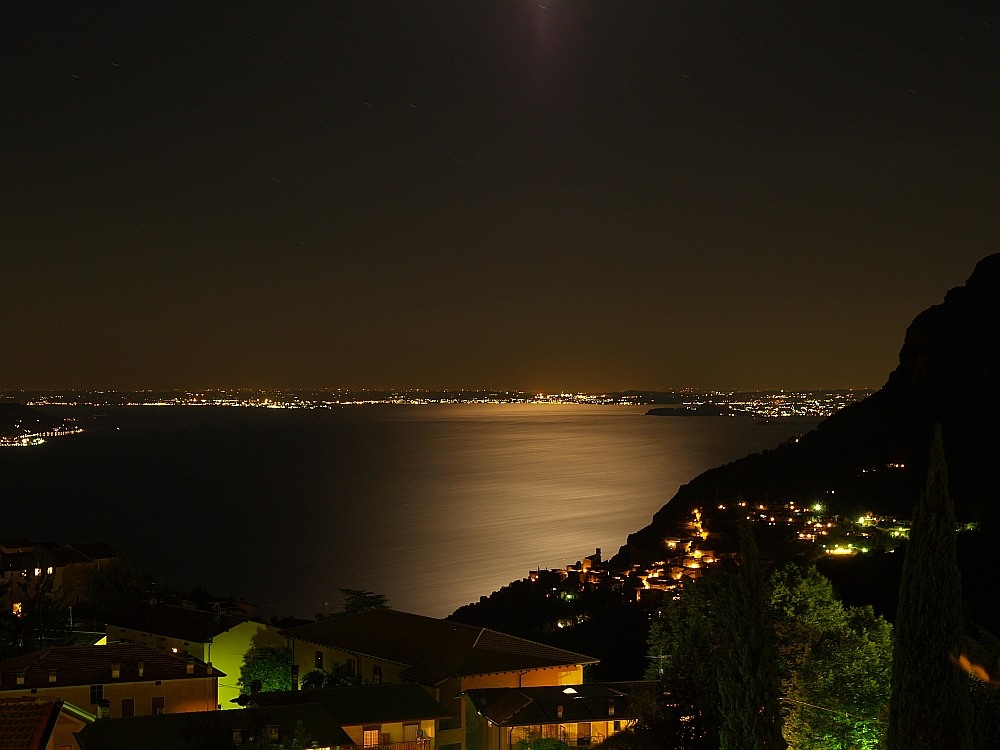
top-left (0, 490), bottom-right (948, 750)
top-left (0, 537), bottom-right (662, 750)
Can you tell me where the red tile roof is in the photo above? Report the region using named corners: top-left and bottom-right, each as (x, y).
top-left (0, 643), bottom-right (224, 691)
top-left (0, 698), bottom-right (61, 750)
top-left (281, 609), bottom-right (598, 685)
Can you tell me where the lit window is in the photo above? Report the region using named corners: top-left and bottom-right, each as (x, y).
top-left (12, 602), bottom-right (21, 616)
top-left (363, 726), bottom-right (380, 748)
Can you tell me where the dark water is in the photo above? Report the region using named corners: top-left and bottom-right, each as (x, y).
top-left (0, 405), bottom-right (815, 619)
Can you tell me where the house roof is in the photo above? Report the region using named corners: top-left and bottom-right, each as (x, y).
top-left (281, 610), bottom-right (598, 685)
top-left (106, 601), bottom-right (251, 643)
top-left (51, 542), bottom-right (117, 567)
top-left (0, 697), bottom-right (93, 750)
top-left (0, 643), bottom-right (224, 692)
top-left (0, 540), bottom-right (34, 555)
top-left (76, 704), bottom-right (354, 750)
top-left (0, 698), bottom-right (61, 750)
top-left (464, 682), bottom-right (659, 727)
top-left (246, 682), bottom-right (452, 725)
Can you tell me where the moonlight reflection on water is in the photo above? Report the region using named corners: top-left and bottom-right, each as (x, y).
top-left (1, 404), bottom-right (814, 619)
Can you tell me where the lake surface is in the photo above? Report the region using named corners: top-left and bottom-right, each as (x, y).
top-left (0, 405), bottom-right (815, 619)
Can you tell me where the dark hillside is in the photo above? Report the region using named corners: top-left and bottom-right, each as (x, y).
top-left (612, 255), bottom-right (1000, 631)
top-left (0, 402), bottom-right (65, 439)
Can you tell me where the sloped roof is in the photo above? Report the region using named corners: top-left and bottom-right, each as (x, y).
top-left (106, 601), bottom-right (251, 643)
top-left (51, 542), bottom-right (117, 567)
top-left (248, 683), bottom-right (451, 725)
top-left (0, 643), bottom-right (223, 691)
top-left (0, 540), bottom-right (33, 555)
top-left (76, 704), bottom-right (354, 750)
top-left (60, 542), bottom-right (117, 561)
top-left (464, 682), bottom-right (659, 726)
top-left (0, 698), bottom-right (61, 750)
top-left (281, 610), bottom-right (597, 685)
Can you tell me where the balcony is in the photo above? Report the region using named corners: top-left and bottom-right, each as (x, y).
top-left (364, 739), bottom-right (433, 750)
top-left (510, 728), bottom-right (606, 747)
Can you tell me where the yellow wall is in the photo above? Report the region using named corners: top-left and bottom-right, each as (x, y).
top-left (459, 665), bottom-right (583, 690)
top-left (105, 625), bottom-right (209, 661)
top-left (47, 713), bottom-right (90, 750)
top-left (210, 621), bottom-right (270, 708)
top-left (0, 677), bottom-right (218, 719)
top-left (106, 619), bottom-right (267, 709)
top-left (291, 642), bottom-right (408, 686)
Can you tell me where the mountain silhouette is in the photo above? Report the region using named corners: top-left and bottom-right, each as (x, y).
top-left (0, 402), bottom-right (65, 439)
top-left (614, 253), bottom-right (1000, 569)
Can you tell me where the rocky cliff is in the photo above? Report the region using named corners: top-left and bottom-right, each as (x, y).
top-left (613, 254), bottom-right (1000, 568)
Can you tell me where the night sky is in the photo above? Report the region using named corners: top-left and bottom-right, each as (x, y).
top-left (3, 1), bottom-right (997, 392)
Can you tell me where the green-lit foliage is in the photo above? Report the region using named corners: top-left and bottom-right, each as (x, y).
top-left (887, 427), bottom-right (972, 749)
top-left (771, 570), bottom-right (892, 750)
top-left (300, 661), bottom-right (362, 689)
top-left (513, 735), bottom-right (573, 750)
top-left (237, 629), bottom-right (292, 694)
top-left (648, 558), bottom-right (893, 749)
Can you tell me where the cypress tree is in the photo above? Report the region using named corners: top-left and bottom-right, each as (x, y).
top-left (717, 523), bottom-right (786, 750)
top-left (886, 426), bottom-right (972, 749)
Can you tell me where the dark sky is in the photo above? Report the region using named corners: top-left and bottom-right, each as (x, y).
top-left (3, 0), bottom-right (997, 392)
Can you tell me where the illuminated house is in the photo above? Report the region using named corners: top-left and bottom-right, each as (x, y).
top-left (463, 682), bottom-right (657, 750)
top-left (0, 697), bottom-right (94, 750)
top-left (281, 609), bottom-right (598, 750)
top-left (105, 601), bottom-right (269, 709)
top-left (241, 682), bottom-right (452, 749)
top-left (0, 540), bottom-right (117, 614)
top-left (0, 643), bottom-right (221, 719)
top-left (75, 703), bottom-right (354, 750)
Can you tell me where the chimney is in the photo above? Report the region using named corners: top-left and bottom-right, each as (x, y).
top-left (186, 659), bottom-right (195, 675)
top-left (16, 671), bottom-right (25, 686)
top-left (138, 661), bottom-right (145, 677)
top-left (112, 663), bottom-right (121, 679)
top-left (557, 706), bottom-right (564, 719)
top-left (207, 662), bottom-right (214, 674)
top-left (48, 669), bottom-right (57, 684)
top-left (97, 699), bottom-right (111, 720)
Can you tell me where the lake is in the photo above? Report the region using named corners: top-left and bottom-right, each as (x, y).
top-left (0, 404), bottom-right (815, 619)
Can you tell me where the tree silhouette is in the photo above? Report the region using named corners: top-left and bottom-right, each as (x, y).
top-left (339, 589), bottom-right (389, 613)
top-left (716, 524), bottom-right (786, 750)
top-left (886, 426), bottom-right (972, 748)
